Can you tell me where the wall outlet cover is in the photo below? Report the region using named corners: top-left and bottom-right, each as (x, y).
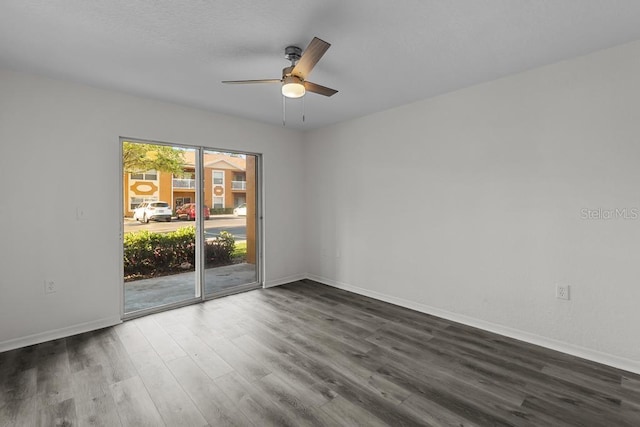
top-left (556, 284), bottom-right (570, 300)
top-left (45, 280), bottom-right (56, 294)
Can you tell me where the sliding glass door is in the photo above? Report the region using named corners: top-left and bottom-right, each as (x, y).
top-left (121, 139), bottom-right (260, 318)
top-left (202, 150), bottom-right (259, 297)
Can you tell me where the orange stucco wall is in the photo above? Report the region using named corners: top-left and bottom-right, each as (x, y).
top-left (123, 173), bottom-right (163, 217)
top-left (204, 167), bottom-right (213, 208)
top-left (158, 173), bottom-right (172, 206)
top-left (124, 170), bottom-right (247, 214)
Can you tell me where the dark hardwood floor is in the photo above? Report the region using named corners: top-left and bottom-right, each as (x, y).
top-left (1, 279), bottom-right (639, 426)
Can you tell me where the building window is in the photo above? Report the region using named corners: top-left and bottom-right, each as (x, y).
top-left (213, 170), bottom-right (224, 185)
top-left (175, 197), bottom-right (191, 208)
top-left (130, 196), bottom-right (158, 210)
top-left (213, 197), bottom-right (224, 209)
top-left (130, 170), bottom-right (158, 181)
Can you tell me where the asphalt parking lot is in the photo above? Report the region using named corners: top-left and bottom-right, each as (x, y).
top-left (124, 215), bottom-right (247, 240)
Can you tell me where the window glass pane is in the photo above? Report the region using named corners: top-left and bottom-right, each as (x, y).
top-left (130, 197), bottom-right (144, 210)
top-left (213, 171), bottom-right (224, 185)
top-left (131, 170), bottom-right (158, 180)
top-left (123, 142), bottom-right (196, 315)
top-left (202, 149), bottom-right (258, 297)
top-left (175, 197), bottom-right (192, 207)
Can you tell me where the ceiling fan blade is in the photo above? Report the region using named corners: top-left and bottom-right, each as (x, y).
top-left (222, 79), bottom-right (281, 84)
top-left (304, 81), bottom-right (338, 97)
top-left (292, 37), bottom-right (330, 79)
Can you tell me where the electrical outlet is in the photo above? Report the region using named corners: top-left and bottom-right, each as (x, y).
top-left (556, 284), bottom-right (570, 300)
top-left (44, 280), bottom-right (56, 294)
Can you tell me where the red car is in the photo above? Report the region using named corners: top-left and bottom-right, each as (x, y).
top-left (175, 203), bottom-right (210, 220)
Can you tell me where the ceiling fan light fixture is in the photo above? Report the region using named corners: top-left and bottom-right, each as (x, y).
top-left (282, 76), bottom-right (305, 98)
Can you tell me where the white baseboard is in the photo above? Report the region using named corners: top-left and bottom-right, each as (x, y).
top-left (264, 273), bottom-right (306, 289)
top-left (306, 274), bottom-right (640, 376)
top-left (0, 316), bottom-right (122, 353)
top-left (0, 274), bottom-right (306, 352)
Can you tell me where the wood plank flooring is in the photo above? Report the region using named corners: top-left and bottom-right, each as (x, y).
top-left (1, 279), bottom-right (639, 426)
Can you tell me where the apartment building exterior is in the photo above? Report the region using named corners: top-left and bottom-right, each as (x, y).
top-left (123, 151), bottom-right (248, 217)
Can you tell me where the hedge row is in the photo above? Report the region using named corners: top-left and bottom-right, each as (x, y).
top-left (124, 226), bottom-right (235, 280)
top-left (209, 207), bottom-right (235, 215)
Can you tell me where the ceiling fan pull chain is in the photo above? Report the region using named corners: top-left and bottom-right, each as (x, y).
top-left (303, 95), bottom-right (305, 123)
top-left (282, 95), bottom-right (286, 127)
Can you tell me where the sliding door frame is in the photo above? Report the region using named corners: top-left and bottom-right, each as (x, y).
top-left (119, 136), bottom-right (263, 320)
top-left (202, 147), bottom-right (263, 301)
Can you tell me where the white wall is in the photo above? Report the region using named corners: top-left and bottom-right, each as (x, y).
top-left (0, 68), bottom-right (306, 351)
top-left (304, 40), bottom-right (640, 373)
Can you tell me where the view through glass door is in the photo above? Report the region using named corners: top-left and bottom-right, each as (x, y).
top-left (203, 150), bottom-right (259, 297)
top-left (122, 139), bottom-right (260, 317)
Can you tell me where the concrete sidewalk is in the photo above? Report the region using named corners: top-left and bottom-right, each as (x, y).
top-left (124, 263), bottom-right (257, 313)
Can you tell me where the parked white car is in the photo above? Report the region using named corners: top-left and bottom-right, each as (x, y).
top-left (233, 203), bottom-right (247, 216)
top-left (133, 201), bottom-right (172, 223)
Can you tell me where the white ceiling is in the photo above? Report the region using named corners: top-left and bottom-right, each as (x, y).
top-left (2, 1), bottom-right (640, 130)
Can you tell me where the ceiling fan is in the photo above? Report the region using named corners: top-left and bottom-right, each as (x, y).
top-left (222, 37), bottom-right (338, 99)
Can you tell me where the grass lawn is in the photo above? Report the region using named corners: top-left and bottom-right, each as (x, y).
top-left (232, 241), bottom-right (247, 260)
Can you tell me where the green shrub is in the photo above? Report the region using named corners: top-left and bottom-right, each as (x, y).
top-left (209, 207), bottom-right (235, 215)
top-left (124, 226), bottom-right (235, 279)
top-left (205, 231), bottom-right (235, 265)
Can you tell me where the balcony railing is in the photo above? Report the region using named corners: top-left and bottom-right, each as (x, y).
top-left (173, 178), bottom-right (196, 189)
top-left (232, 181), bottom-right (247, 190)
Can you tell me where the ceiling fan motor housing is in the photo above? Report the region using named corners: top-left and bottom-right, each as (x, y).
top-left (285, 45), bottom-right (302, 64)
